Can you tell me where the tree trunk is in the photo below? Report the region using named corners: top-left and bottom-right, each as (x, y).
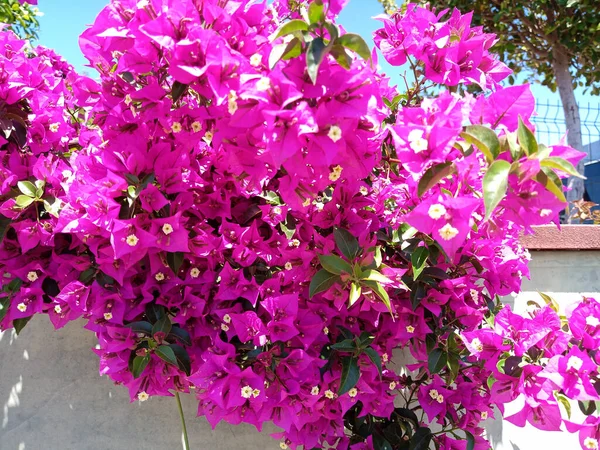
top-left (551, 45), bottom-right (585, 214)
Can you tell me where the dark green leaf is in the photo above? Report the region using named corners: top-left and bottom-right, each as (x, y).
top-left (447, 352), bottom-right (460, 384)
top-left (13, 316), bottom-right (32, 335)
top-left (338, 33), bottom-right (371, 60)
top-left (0, 214), bottom-right (11, 245)
top-left (309, 269), bottom-right (340, 298)
top-left (337, 325), bottom-right (354, 340)
top-left (126, 321), bottom-right (153, 335)
top-left (428, 348), bottom-right (447, 374)
top-left (517, 116), bottom-right (537, 155)
top-left (7, 278), bottom-right (23, 293)
top-left (171, 81), bottom-right (188, 103)
top-left (78, 268), bottom-right (96, 285)
top-left (169, 343), bottom-right (192, 376)
top-left (270, 19), bottom-right (309, 41)
top-left (155, 345), bottom-right (178, 367)
top-left (152, 314), bottom-right (172, 336)
top-left (169, 326), bottom-right (192, 346)
top-left (465, 431), bottom-right (475, 450)
top-left (0, 296), bottom-right (9, 323)
top-left (331, 339), bottom-right (356, 351)
top-left (417, 162), bottom-right (456, 197)
top-left (132, 355), bottom-right (150, 378)
top-left (333, 227), bottom-right (360, 261)
top-left (364, 346), bottom-right (383, 377)
top-left (145, 303), bottom-right (166, 324)
top-left (318, 254), bottom-right (353, 275)
top-left (17, 180), bottom-right (37, 197)
top-left (461, 125), bottom-right (500, 163)
top-left (411, 247), bottom-right (429, 280)
top-left (306, 37), bottom-right (327, 84)
top-left (338, 356), bottom-right (360, 395)
top-left (579, 400), bottom-right (597, 416)
top-left (409, 427), bottom-right (432, 450)
top-left (373, 434), bottom-right (393, 450)
top-left (330, 44), bottom-right (352, 69)
top-left (394, 408), bottom-right (419, 429)
top-left (167, 252), bottom-right (184, 275)
top-left (483, 159), bottom-right (511, 220)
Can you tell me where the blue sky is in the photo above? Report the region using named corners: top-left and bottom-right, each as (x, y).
top-left (37, 0), bottom-right (597, 121)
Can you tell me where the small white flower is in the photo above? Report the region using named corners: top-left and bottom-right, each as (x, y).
top-left (191, 121), bottom-right (202, 133)
top-left (250, 54), bottom-right (262, 67)
top-left (429, 389), bottom-right (439, 400)
top-left (407, 129), bottom-right (428, 153)
top-left (328, 125), bottom-right (342, 143)
top-left (382, 353), bottom-right (389, 363)
top-left (284, 262), bottom-right (293, 271)
top-left (27, 271), bottom-right (39, 282)
top-left (221, 323), bottom-right (229, 331)
top-left (171, 122), bottom-right (183, 133)
top-left (162, 223), bottom-right (174, 235)
top-left (126, 235), bottom-right (139, 247)
top-left (54, 304), bottom-right (62, 314)
top-left (272, 206), bottom-right (282, 215)
top-left (470, 288), bottom-right (479, 302)
top-left (329, 165), bottom-right (343, 182)
top-left (137, 391), bottom-right (149, 402)
top-left (124, 94), bottom-right (133, 105)
top-left (311, 386), bottom-right (320, 395)
top-left (154, 272), bottom-right (165, 281)
top-left (481, 411), bottom-right (489, 420)
top-left (190, 267), bottom-right (201, 279)
top-left (104, 312), bottom-right (113, 321)
top-left (438, 223), bottom-right (459, 241)
top-left (17, 303), bottom-right (27, 312)
top-left (203, 131), bottom-right (213, 144)
top-left (49, 122), bottom-right (60, 133)
top-left (359, 186), bottom-right (369, 196)
top-left (348, 388), bottom-right (358, 398)
top-left (471, 337), bottom-right (484, 353)
top-left (252, 388), bottom-right (261, 398)
top-left (323, 327), bottom-right (329, 335)
top-left (256, 77), bottom-right (271, 91)
top-left (428, 204), bottom-right (447, 220)
top-left (324, 389), bottom-right (335, 399)
top-left (223, 314), bottom-right (232, 324)
top-left (289, 239), bottom-right (300, 247)
top-left (389, 381), bottom-right (397, 390)
top-left (567, 355), bottom-right (584, 371)
top-left (436, 394), bottom-right (444, 403)
top-left (406, 325), bottom-right (415, 333)
top-left (280, 442), bottom-right (289, 450)
top-left (241, 385), bottom-right (253, 399)
top-left (584, 437), bottom-right (599, 449)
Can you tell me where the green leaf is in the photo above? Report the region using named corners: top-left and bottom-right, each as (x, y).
top-left (171, 81), bottom-right (188, 103)
top-left (318, 254), bottom-right (353, 275)
top-left (17, 180), bottom-right (37, 197)
top-left (373, 434), bottom-right (393, 450)
top-left (465, 431), bottom-right (475, 450)
top-left (364, 346), bottom-right (383, 377)
top-left (132, 355), bottom-right (150, 378)
top-left (270, 19), bottom-right (309, 41)
top-left (394, 408), bottom-right (419, 428)
top-left (126, 321), bottom-right (153, 335)
top-left (269, 37), bottom-right (302, 69)
top-left (461, 125), bottom-right (500, 163)
top-left (418, 162), bottom-right (456, 197)
top-left (537, 168), bottom-right (566, 202)
top-left (330, 44), bottom-right (352, 69)
top-left (309, 269), bottom-right (339, 298)
top-left (167, 252), bottom-right (184, 276)
top-left (0, 215), bottom-right (11, 245)
top-left (349, 282), bottom-right (361, 306)
top-left (152, 314), bottom-right (172, 337)
top-left (359, 269), bottom-right (391, 283)
top-left (34, 180), bottom-right (45, 198)
top-left (538, 291), bottom-right (560, 313)
top-left (338, 356), bottom-right (360, 395)
top-left (409, 427), bottom-right (432, 450)
top-left (15, 195), bottom-right (35, 208)
top-left (361, 280), bottom-right (392, 313)
top-left (306, 37), bottom-right (327, 84)
top-left (169, 326), bottom-right (192, 346)
top-left (13, 316), bottom-right (31, 335)
top-left (447, 352), bottom-right (460, 384)
top-left (505, 131), bottom-right (522, 161)
top-left (555, 392), bottom-right (572, 419)
top-left (43, 198), bottom-right (61, 218)
top-left (0, 296), bottom-right (10, 323)
top-left (307, 0), bottom-right (324, 24)
top-left (541, 157), bottom-right (585, 178)
top-left (337, 33), bottom-right (371, 60)
top-left (331, 338), bottom-right (357, 352)
top-left (578, 400), bottom-right (596, 416)
top-left (428, 348), bottom-right (447, 374)
top-left (145, 303), bottom-right (166, 324)
top-left (517, 116), bottom-right (538, 155)
top-left (483, 159), bottom-right (511, 220)
top-left (411, 247), bottom-right (429, 280)
top-left (155, 344), bottom-right (178, 367)
top-left (333, 228), bottom-right (360, 261)
top-left (169, 343), bottom-right (192, 376)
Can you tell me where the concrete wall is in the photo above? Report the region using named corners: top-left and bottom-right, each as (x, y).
top-left (1, 250), bottom-right (599, 450)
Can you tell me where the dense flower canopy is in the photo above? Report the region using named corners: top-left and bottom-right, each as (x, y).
top-left (0, 1), bottom-right (598, 449)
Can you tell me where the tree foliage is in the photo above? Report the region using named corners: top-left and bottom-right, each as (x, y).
top-left (0, 0), bottom-right (40, 40)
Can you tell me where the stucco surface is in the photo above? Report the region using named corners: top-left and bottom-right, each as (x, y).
top-left (0, 250), bottom-right (598, 450)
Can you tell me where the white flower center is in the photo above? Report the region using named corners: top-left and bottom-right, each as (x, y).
top-left (439, 223), bottom-right (459, 240)
top-left (328, 125), bottom-right (342, 142)
top-left (428, 204), bottom-right (447, 220)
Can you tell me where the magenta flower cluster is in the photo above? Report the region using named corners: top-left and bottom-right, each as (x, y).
top-left (0, 1), bottom-right (597, 449)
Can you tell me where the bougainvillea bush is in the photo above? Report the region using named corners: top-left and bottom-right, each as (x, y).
top-left (1, 1), bottom-right (599, 449)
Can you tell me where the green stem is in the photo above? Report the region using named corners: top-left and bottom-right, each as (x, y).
top-left (175, 391), bottom-right (191, 450)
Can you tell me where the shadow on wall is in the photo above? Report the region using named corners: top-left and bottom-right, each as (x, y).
top-left (0, 316), bottom-right (279, 450)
